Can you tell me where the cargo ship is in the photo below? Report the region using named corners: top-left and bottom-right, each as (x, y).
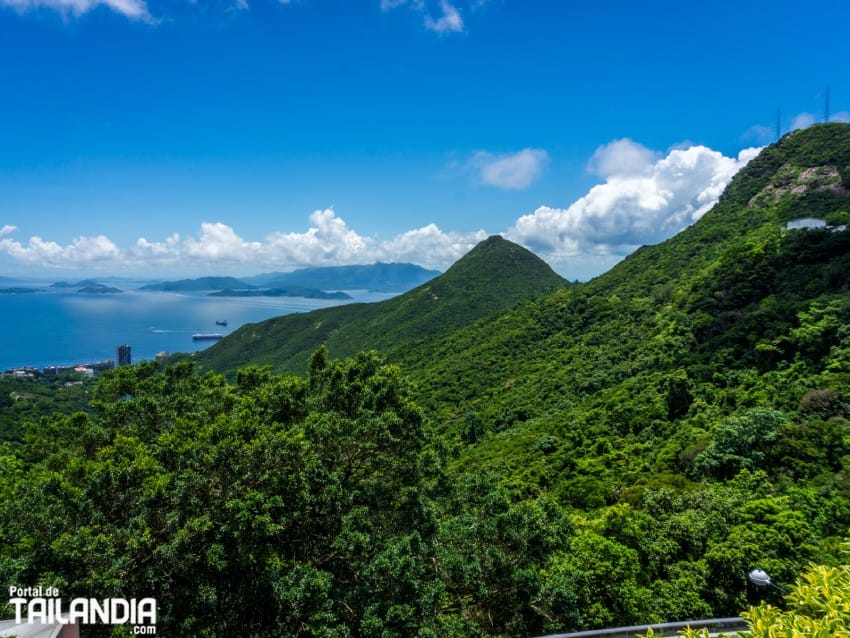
top-left (192, 333), bottom-right (224, 341)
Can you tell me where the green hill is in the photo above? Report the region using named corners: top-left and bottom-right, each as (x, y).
top-left (192, 235), bottom-right (570, 373)
top-left (408, 123), bottom-right (850, 398)
top-left (372, 124), bottom-right (849, 628)
top-left (395, 125), bottom-right (850, 463)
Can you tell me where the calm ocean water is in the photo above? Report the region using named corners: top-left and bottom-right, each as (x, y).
top-left (0, 282), bottom-right (396, 371)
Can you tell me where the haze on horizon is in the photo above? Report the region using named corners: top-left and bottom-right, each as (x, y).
top-left (1, 0), bottom-right (848, 281)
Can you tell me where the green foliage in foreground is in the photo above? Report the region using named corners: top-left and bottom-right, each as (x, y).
top-left (641, 541), bottom-right (850, 637)
top-left (0, 356), bottom-right (583, 636)
top-left (2, 353), bottom-right (848, 637)
top-left (1, 355), bottom-right (442, 636)
top-left (742, 560), bottom-right (850, 637)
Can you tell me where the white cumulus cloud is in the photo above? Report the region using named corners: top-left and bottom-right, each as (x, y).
top-left (0, 209), bottom-right (486, 275)
top-left (0, 0), bottom-right (151, 20)
top-left (506, 140), bottom-right (762, 269)
top-left (381, 224), bottom-right (487, 269)
top-left (263, 209), bottom-right (379, 267)
top-left (0, 142), bottom-right (765, 280)
top-left (183, 222), bottom-right (263, 261)
top-left (783, 110), bottom-right (849, 132)
top-left (470, 148), bottom-right (549, 190)
top-left (742, 124), bottom-right (778, 146)
top-left (127, 234), bottom-right (183, 265)
top-left (0, 233), bottom-right (121, 267)
top-left (587, 139), bottom-right (657, 178)
top-left (381, 0), bottom-right (466, 34)
top-left (790, 112), bottom-right (817, 131)
top-left (424, 0), bottom-right (463, 32)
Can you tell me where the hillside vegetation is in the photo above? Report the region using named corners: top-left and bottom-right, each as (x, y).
top-left (1, 124), bottom-right (849, 637)
top-left (192, 235), bottom-right (570, 374)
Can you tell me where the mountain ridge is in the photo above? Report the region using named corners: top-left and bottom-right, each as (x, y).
top-left (140, 276), bottom-right (254, 292)
top-left (244, 262), bottom-right (441, 292)
top-left (395, 124), bottom-right (850, 481)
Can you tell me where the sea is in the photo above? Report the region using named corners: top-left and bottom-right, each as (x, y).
top-left (0, 280), bottom-right (397, 372)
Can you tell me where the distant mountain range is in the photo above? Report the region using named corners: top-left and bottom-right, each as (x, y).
top-left (139, 263), bottom-right (440, 297)
top-left (77, 284), bottom-right (122, 294)
top-left (0, 263), bottom-right (440, 296)
top-left (139, 277), bottom-right (253, 292)
top-left (50, 280), bottom-right (122, 293)
top-left (243, 262), bottom-right (441, 292)
top-left (208, 287), bottom-right (351, 300)
top-left (0, 280), bottom-right (124, 294)
top-left (0, 287), bottom-right (37, 294)
top-left (51, 279), bottom-right (104, 289)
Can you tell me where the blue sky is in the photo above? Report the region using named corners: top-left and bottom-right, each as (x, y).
top-left (0, 0), bottom-right (848, 280)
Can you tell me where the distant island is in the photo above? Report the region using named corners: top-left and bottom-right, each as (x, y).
top-left (78, 284), bottom-right (123, 294)
top-left (51, 279), bottom-right (102, 289)
top-left (140, 277), bottom-right (253, 292)
top-left (0, 287), bottom-right (37, 294)
top-left (141, 263), bottom-right (440, 295)
top-left (208, 287), bottom-right (352, 300)
top-left (51, 280), bottom-right (123, 293)
top-left (141, 275), bottom-right (351, 299)
top-left (244, 262), bottom-right (440, 292)
top-left (0, 281), bottom-right (123, 294)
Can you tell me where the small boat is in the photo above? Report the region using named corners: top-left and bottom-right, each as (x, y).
top-left (216, 320), bottom-right (228, 327)
top-left (192, 333), bottom-right (224, 341)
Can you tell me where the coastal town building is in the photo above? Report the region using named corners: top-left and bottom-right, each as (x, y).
top-left (116, 344), bottom-right (132, 367)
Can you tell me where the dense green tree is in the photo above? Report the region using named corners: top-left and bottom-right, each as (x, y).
top-left (693, 409), bottom-right (785, 480)
top-left (0, 354), bottom-right (445, 637)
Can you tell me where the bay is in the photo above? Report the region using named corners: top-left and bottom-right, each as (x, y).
top-left (0, 283), bottom-right (396, 371)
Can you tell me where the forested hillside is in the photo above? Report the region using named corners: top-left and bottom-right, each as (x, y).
top-left (0, 375), bottom-right (92, 442)
top-left (1, 124), bottom-right (849, 637)
top-left (192, 235), bottom-right (569, 374)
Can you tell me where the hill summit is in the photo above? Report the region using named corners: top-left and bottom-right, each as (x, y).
top-left (194, 235), bottom-right (569, 374)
